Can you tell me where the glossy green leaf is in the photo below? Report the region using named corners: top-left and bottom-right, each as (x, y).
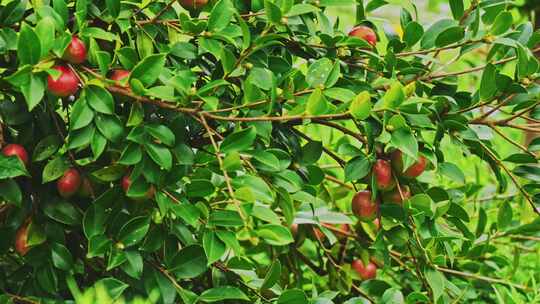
top-left (170, 245), bottom-right (208, 279)
top-left (198, 286), bottom-right (249, 302)
top-left (117, 217), bottom-right (150, 247)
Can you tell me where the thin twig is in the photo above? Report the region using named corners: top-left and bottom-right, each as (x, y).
top-left (311, 119), bottom-right (367, 144)
top-left (489, 125), bottom-right (536, 157)
top-left (470, 94), bottom-right (515, 123)
top-left (396, 39), bottom-right (483, 57)
top-left (199, 114), bottom-right (247, 223)
top-left (324, 174), bottom-right (353, 190)
top-left (292, 128), bottom-right (347, 168)
top-left (423, 46), bottom-right (540, 81)
top-left (436, 267), bottom-right (530, 291)
top-left (476, 140), bottom-right (540, 215)
top-left (148, 0), bottom-right (176, 24)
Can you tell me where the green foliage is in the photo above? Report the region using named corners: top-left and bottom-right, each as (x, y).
top-left (1, 0), bottom-right (540, 303)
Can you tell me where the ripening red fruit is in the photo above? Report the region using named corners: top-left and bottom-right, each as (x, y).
top-left (372, 218), bottom-right (381, 230)
top-left (383, 185), bottom-right (411, 205)
top-left (57, 168), bottom-right (81, 198)
top-left (373, 159), bottom-right (394, 191)
top-left (352, 190), bottom-right (379, 221)
top-left (15, 220), bottom-right (30, 256)
top-left (391, 150), bottom-right (428, 178)
top-left (47, 66), bottom-right (80, 97)
top-left (179, 0), bottom-right (208, 9)
top-left (351, 259), bottom-right (377, 280)
top-left (122, 175), bottom-right (131, 193)
top-left (2, 144), bottom-right (29, 166)
top-left (348, 25), bottom-right (377, 46)
top-left (110, 69), bottom-right (130, 87)
top-left (63, 36), bottom-right (87, 64)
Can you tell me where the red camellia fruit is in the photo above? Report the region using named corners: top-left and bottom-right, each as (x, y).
top-left (351, 190), bottom-right (379, 221)
top-left (57, 168), bottom-right (82, 198)
top-left (2, 144), bottom-right (29, 166)
top-left (179, 0), bottom-right (208, 9)
top-left (110, 69), bottom-right (130, 86)
top-left (122, 175), bottom-right (132, 193)
top-left (15, 220), bottom-right (31, 256)
top-left (352, 259), bottom-right (377, 280)
top-left (348, 25), bottom-right (377, 46)
top-left (63, 36), bottom-right (87, 64)
top-left (373, 159), bottom-right (394, 191)
top-left (372, 218), bottom-right (381, 231)
top-left (47, 66), bottom-right (80, 97)
top-left (391, 150), bottom-right (428, 178)
top-left (383, 185), bottom-right (411, 205)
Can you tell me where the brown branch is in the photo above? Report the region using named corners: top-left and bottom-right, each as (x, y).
top-left (489, 125), bottom-right (536, 157)
top-left (496, 100), bottom-right (540, 124)
top-left (148, 0), bottom-right (176, 24)
top-left (324, 174), bottom-right (353, 190)
top-left (292, 128), bottom-right (345, 167)
top-left (0, 120), bottom-right (4, 148)
top-left (396, 39), bottom-right (483, 57)
top-left (459, 0), bottom-right (479, 25)
top-left (436, 267), bottom-right (530, 291)
top-left (199, 114), bottom-right (247, 223)
top-left (136, 12), bottom-right (265, 25)
top-left (204, 111), bottom-right (352, 122)
top-left (470, 94), bottom-right (515, 123)
top-left (502, 234), bottom-right (540, 242)
top-left (293, 247), bottom-right (327, 276)
top-left (3, 292), bottom-right (39, 304)
top-left (311, 119), bottom-right (367, 144)
top-left (476, 140), bottom-right (540, 216)
top-left (351, 283), bottom-right (375, 303)
top-left (207, 89), bottom-right (313, 113)
top-left (423, 46), bottom-right (540, 81)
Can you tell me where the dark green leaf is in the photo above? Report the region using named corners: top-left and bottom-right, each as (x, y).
top-left (198, 286), bottom-right (249, 302)
top-left (306, 58), bottom-right (334, 88)
top-left (42, 157), bottom-right (69, 183)
top-left (33, 135), bottom-right (61, 162)
top-left (208, 0), bottom-right (235, 32)
top-left (130, 54), bottom-right (166, 87)
top-left (170, 245), bottom-right (208, 279)
top-left (17, 23), bottom-right (41, 65)
top-left (87, 85), bottom-right (114, 115)
top-left (0, 155), bottom-right (29, 179)
top-left (203, 231), bottom-right (226, 265)
top-left (344, 154), bottom-right (371, 182)
top-left (261, 260), bottom-right (281, 290)
top-left (117, 217), bottom-right (150, 247)
top-left (435, 26), bottom-right (464, 47)
top-left (491, 11), bottom-right (513, 35)
top-left (0, 179), bottom-right (22, 206)
top-left (221, 127), bottom-right (256, 153)
top-left (209, 210), bottom-right (243, 227)
top-left (51, 243), bottom-right (73, 271)
top-left (497, 201), bottom-right (512, 229)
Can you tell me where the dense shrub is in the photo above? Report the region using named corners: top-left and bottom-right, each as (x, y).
top-left (1, 0), bottom-right (540, 303)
